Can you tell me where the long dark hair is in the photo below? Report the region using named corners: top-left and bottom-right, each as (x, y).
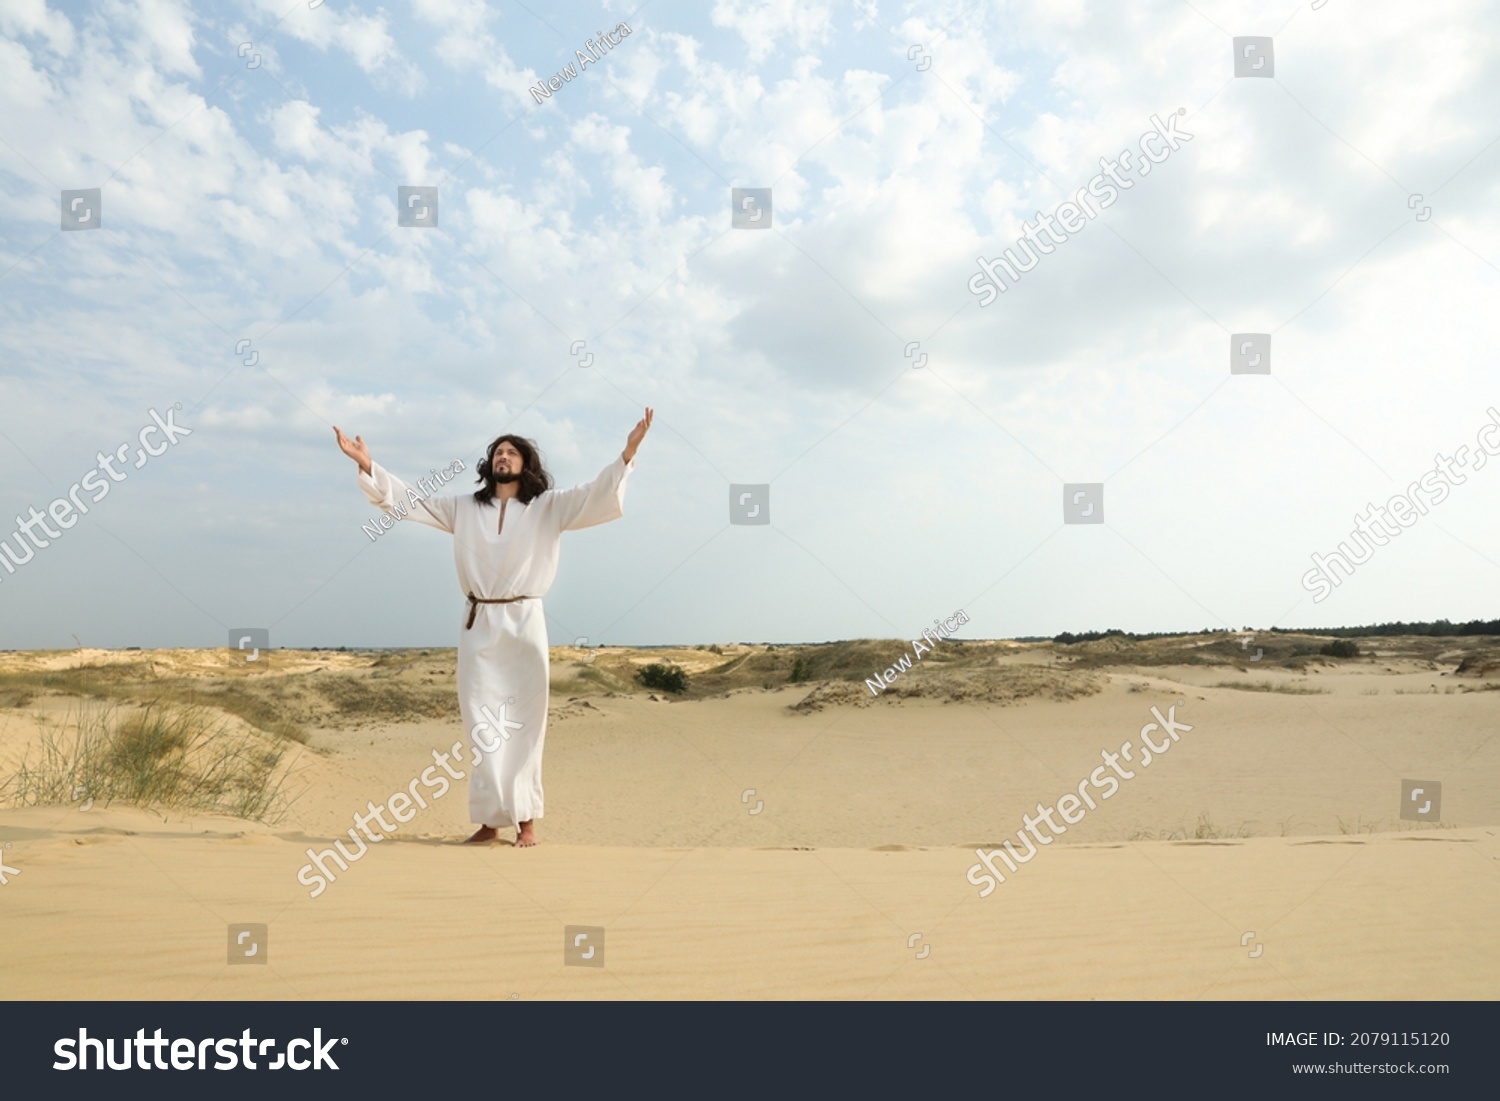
top-left (473, 434), bottom-right (551, 505)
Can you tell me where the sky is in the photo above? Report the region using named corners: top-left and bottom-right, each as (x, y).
top-left (0, 0), bottom-right (1497, 650)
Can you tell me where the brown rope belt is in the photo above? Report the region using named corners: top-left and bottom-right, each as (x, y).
top-left (465, 593), bottom-right (537, 629)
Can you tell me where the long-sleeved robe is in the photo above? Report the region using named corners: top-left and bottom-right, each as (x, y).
top-left (358, 455), bottom-right (634, 828)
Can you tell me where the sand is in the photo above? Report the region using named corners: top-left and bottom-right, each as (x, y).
top-left (1, 640), bottom-right (1497, 999)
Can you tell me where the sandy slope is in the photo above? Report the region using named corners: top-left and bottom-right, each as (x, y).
top-left (1, 659), bottom-right (1497, 999)
top-left (2, 808), bottom-right (1495, 1000)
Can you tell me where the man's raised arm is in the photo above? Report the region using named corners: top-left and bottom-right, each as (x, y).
top-left (334, 425), bottom-right (458, 534)
top-left (549, 408), bottom-right (653, 533)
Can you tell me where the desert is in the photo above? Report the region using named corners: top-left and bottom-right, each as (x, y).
top-left (2, 631), bottom-right (1495, 1000)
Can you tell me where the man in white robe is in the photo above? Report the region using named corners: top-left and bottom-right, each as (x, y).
top-left (333, 409), bottom-right (652, 846)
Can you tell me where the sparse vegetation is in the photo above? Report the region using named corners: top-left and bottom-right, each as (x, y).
top-left (311, 675), bottom-right (455, 723)
top-left (1128, 813), bottom-right (1253, 841)
top-left (1054, 629), bottom-right (1131, 645)
top-left (0, 685), bottom-right (36, 708)
top-left (0, 702), bottom-right (295, 822)
top-left (0, 628), bottom-right (1492, 729)
top-left (1212, 680), bottom-right (1328, 694)
top-left (0, 664), bottom-right (309, 742)
top-left (1453, 652), bottom-right (1500, 677)
top-left (1276, 618), bottom-right (1500, 638)
top-left (1319, 639), bottom-right (1360, 659)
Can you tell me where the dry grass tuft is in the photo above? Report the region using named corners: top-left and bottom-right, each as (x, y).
top-left (0, 701), bottom-right (296, 823)
top-left (1212, 680), bottom-right (1327, 695)
top-left (1128, 812), bottom-right (1254, 841)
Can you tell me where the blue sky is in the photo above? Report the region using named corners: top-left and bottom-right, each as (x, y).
top-left (1, 0), bottom-right (1497, 649)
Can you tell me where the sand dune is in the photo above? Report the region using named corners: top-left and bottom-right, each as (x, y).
top-left (1, 636), bottom-right (1496, 999)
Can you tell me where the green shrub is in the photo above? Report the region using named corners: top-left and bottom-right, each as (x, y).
top-left (636, 663), bottom-right (688, 693)
top-left (1319, 639), bottom-right (1360, 659)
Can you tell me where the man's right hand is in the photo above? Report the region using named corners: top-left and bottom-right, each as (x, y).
top-left (333, 426), bottom-right (372, 476)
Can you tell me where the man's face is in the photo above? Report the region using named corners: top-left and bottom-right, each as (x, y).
top-left (492, 441), bottom-right (525, 483)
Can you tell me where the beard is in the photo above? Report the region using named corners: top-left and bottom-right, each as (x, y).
top-left (492, 471), bottom-right (521, 484)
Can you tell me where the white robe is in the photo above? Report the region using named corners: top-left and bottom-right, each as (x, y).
top-left (358, 455), bottom-right (634, 828)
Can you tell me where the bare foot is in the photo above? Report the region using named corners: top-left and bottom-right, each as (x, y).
top-left (464, 825), bottom-right (499, 844)
top-left (516, 820), bottom-right (538, 847)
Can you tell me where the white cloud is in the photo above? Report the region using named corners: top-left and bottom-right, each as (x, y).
top-left (251, 0), bottom-right (423, 96)
top-left (711, 0), bottom-right (835, 64)
top-left (1, 0), bottom-right (1497, 647)
top-left (409, 0), bottom-right (539, 107)
top-left (0, 0), bottom-right (76, 55)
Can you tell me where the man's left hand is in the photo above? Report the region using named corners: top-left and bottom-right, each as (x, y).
top-left (622, 407), bottom-right (654, 463)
